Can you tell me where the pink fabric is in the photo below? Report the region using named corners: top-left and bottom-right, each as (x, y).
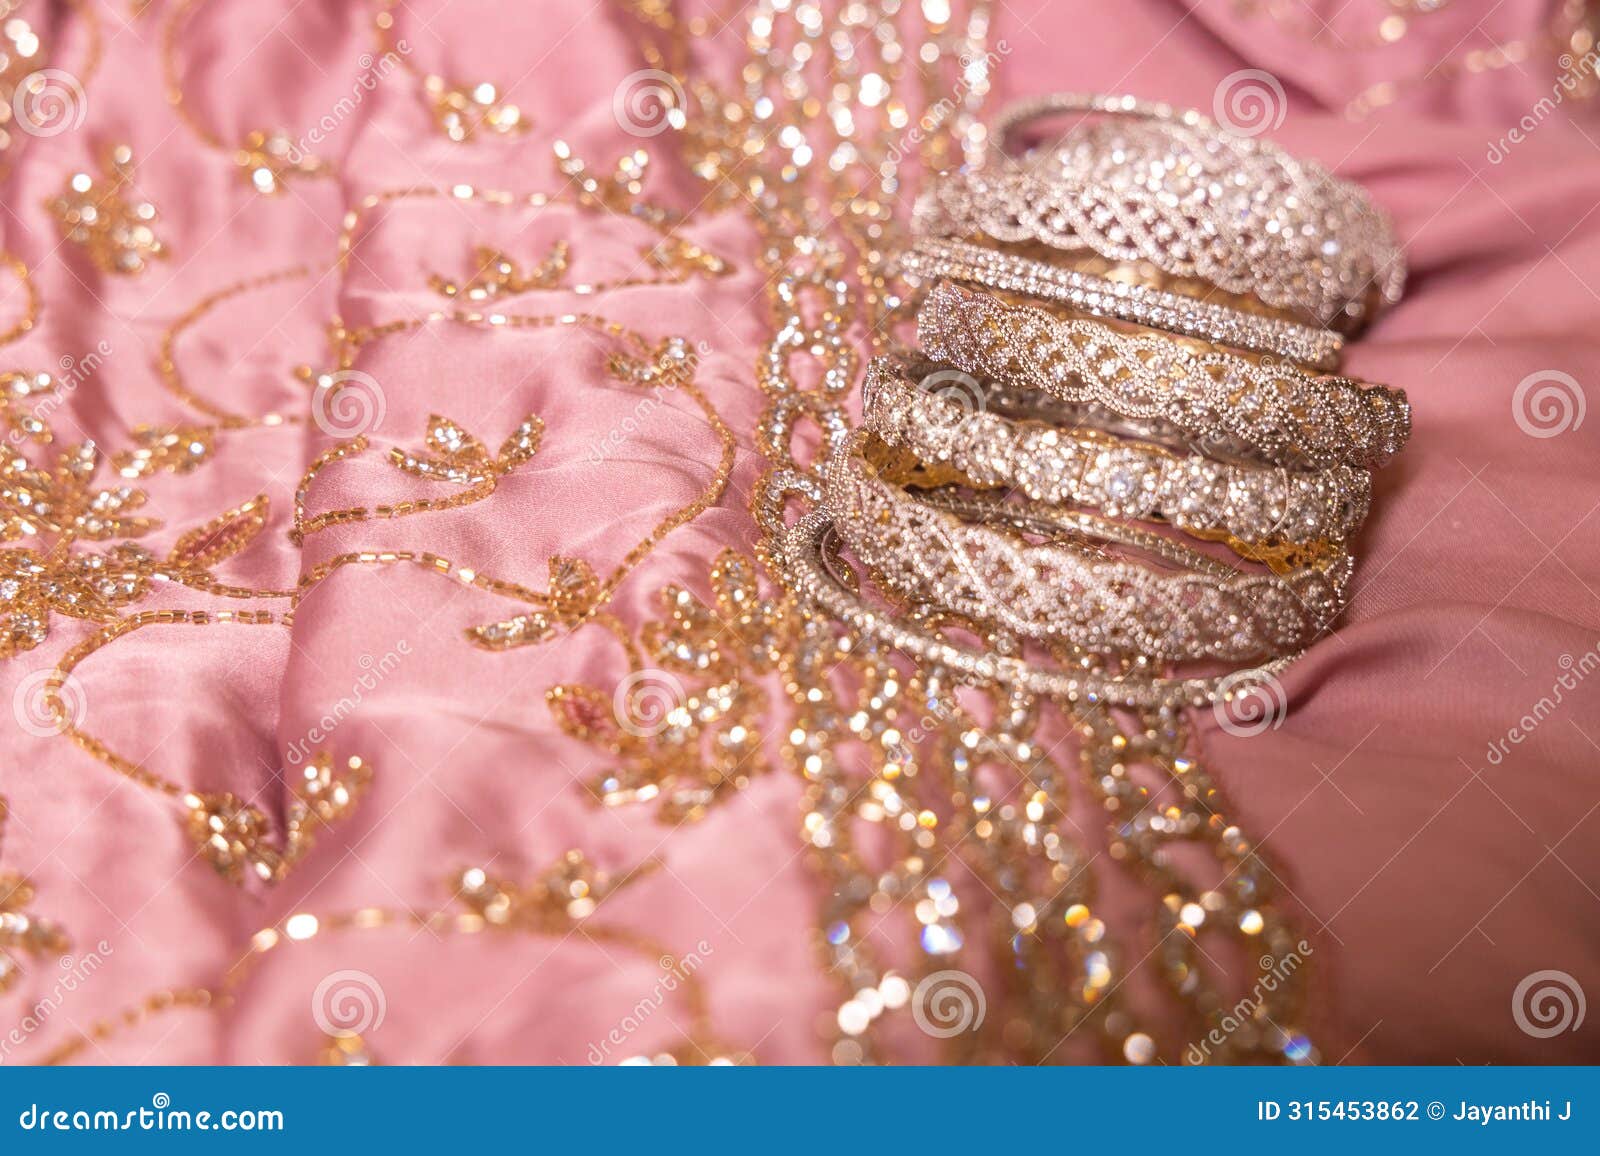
top-left (2, 0), bottom-right (1597, 1064)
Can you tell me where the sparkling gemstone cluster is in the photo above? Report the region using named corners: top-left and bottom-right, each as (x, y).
top-left (814, 92), bottom-right (1412, 697)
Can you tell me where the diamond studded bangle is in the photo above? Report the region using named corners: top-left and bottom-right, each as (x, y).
top-left (919, 281), bottom-right (1411, 470)
top-left (929, 92), bottom-right (1406, 331)
top-left (781, 511), bottom-right (1301, 708)
top-left (899, 238), bottom-right (1345, 370)
top-left (825, 436), bottom-right (1352, 664)
top-left (861, 354), bottom-right (1370, 561)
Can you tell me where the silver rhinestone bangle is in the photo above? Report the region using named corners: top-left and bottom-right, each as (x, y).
top-left (900, 238), bottom-right (1345, 370)
top-left (862, 354), bottom-right (1370, 556)
top-left (825, 439), bottom-right (1352, 664)
top-left (781, 511), bottom-right (1300, 709)
top-left (931, 92), bottom-right (1406, 329)
top-left (919, 281), bottom-right (1411, 470)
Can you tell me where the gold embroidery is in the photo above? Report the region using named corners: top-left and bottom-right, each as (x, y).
top-left (1, 370), bottom-right (58, 444)
top-left (336, 155), bottom-right (734, 290)
top-left (186, 753), bottom-right (372, 885)
top-left (0, 252), bottom-right (41, 347)
top-left (162, 0), bottom-right (336, 191)
top-left (112, 425), bottom-right (215, 480)
top-left (1, 441), bottom-right (158, 545)
top-left (549, 550), bottom-right (781, 822)
top-left (291, 413), bottom-right (543, 543)
top-left (157, 266), bottom-right (313, 429)
top-left (373, 3), bottom-right (527, 142)
top-left (47, 144), bottom-right (167, 275)
top-left (285, 309), bottom-right (733, 645)
top-left (41, 853), bottom-right (735, 1065)
top-left (429, 243), bottom-right (570, 300)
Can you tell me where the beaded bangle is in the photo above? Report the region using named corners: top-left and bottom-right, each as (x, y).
top-left (934, 92), bottom-right (1406, 330)
top-left (918, 281), bottom-right (1411, 470)
top-left (780, 511), bottom-right (1300, 709)
top-left (899, 238), bottom-right (1345, 370)
top-left (825, 437), bottom-right (1351, 663)
top-left (861, 353), bottom-right (1370, 562)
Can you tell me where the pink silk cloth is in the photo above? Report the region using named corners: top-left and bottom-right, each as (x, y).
top-left (2, 0), bottom-right (1598, 1064)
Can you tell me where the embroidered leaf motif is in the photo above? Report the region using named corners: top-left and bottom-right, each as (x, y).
top-left (465, 611), bottom-right (555, 652)
top-left (644, 235), bottom-right (730, 280)
top-left (113, 425), bottom-right (214, 479)
top-left (495, 415), bottom-right (544, 470)
top-left (452, 851), bottom-right (644, 931)
top-left (545, 555), bottom-right (600, 623)
top-left (2, 441), bottom-right (160, 542)
top-left (547, 684), bottom-right (622, 746)
top-left (546, 549), bottom-right (787, 824)
top-left (166, 494), bottom-right (268, 569)
top-left (184, 753), bottom-right (371, 886)
top-left (0, 372), bottom-right (60, 445)
top-left (429, 243), bottom-right (568, 300)
top-left (389, 413), bottom-right (542, 483)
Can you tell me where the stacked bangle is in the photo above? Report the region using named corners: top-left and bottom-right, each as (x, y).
top-left (861, 352), bottom-right (1370, 561)
top-left (899, 238), bottom-right (1346, 370)
top-left (826, 434), bottom-right (1351, 664)
top-left (918, 281), bottom-right (1411, 470)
